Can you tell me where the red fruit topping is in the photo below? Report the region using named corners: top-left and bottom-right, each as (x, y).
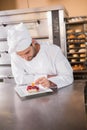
top-left (26, 85), bottom-right (39, 91)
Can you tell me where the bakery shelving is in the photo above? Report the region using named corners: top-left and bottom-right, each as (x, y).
top-left (66, 16), bottom-right (87, 79)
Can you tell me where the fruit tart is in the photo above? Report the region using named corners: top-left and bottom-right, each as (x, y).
top-left (26, 82), bottom-right (39, 93)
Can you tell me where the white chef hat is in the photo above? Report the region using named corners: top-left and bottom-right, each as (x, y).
top-left (7, 23), bottom-right (32, 53)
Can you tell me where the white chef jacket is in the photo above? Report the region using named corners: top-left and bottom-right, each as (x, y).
top-left (11, 44), bottom-right (73, 89)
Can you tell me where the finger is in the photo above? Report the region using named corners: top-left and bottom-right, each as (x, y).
top-left (39, 79), bottom-right (50, 87)
top-left (35, 77), bottom-right (46, 84)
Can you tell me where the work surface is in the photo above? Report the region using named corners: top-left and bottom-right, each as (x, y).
top-left (0, 80), bottom-right (87, 130)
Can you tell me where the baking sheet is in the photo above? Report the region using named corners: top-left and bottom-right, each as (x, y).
top-left (15, 84), bottom-right (53, 98)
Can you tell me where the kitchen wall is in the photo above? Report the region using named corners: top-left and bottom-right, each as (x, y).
top-left (0, 0), bottom-right (87, 17)
top-left (0, 0), bottom-right (28, 10)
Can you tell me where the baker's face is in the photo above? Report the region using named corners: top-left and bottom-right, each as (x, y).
top-left (17, 43), bottom-right (37, 61)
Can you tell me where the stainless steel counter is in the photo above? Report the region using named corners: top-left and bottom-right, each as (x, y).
top-left (0, 80), bottom-right (86, 130)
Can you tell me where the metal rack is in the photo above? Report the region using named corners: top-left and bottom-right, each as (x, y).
top-left (66, 16), bottom-right (87, 79)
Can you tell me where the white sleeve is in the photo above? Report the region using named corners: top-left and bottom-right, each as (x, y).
top-left (48, 47), bottom-right (74, 89)
top-left (11, 54), bottom-right (34, 85)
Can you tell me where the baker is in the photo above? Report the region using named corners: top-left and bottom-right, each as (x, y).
top-left (7, 23), bottom-right (73, 89)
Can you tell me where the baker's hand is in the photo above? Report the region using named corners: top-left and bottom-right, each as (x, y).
top-left (35, 77), bottom-right (56, 88)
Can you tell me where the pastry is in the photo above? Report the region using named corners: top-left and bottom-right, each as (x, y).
top-left (80, 44), bottom-right (86, 47)
top-left (69, 44), bottom-right (74, 48)
top-left (71, 59), bottom-right (76, 62)
top-left (80, 39), bottom-right (85, 42)
top-left (80, 58), bottom-right (85, 62)
top-left (67, 34), bottom-right (75, 39)
top-left (72, 65), bottom-right (78, 70)
top-left (79, 65), bottom-right (85, 70)
top-left (77, 34), bottom-right (86, 39)
top-left (75, 29), bottom-right (82, 33)
top-left (26, 83), bottom-right (39, 93)
top-left (72, 65), bottom-right (85, 70)
top-left (68, 39), bottom-right (74, 42)
top-left (27, 85), bottom-right (39, 93)
top-left (78, 49), bottom-right (86, 52)
top-left (73, 54), bottom-right (78, 57)
top-left (69, 49), bottom-right (75, 53)
top-left (67, 29), bottom-right (74, 34)
top-left (80, 54), bottom-right (86, 57)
